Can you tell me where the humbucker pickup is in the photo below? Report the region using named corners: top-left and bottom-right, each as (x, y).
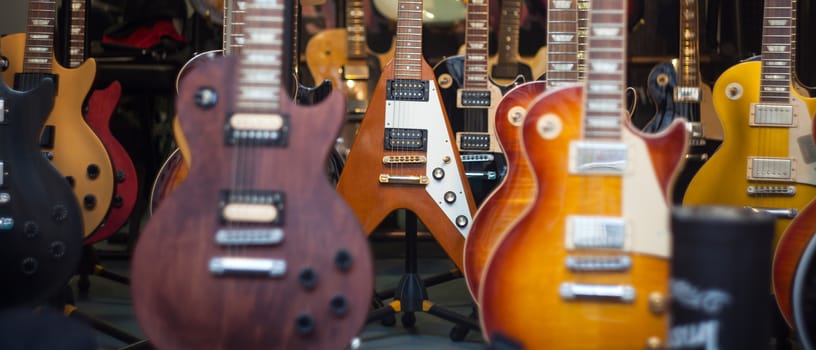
top-left (459, 133), bottom-right (491, 151)
top-left (215, 228), bottom-right (284, 246)
top-left (750, 103), bottom-right (794, 127)
top-left (219, 190), bottom-right (285, 224)
top-left (457, 89), bottom-right (491, 108)
top-left (747, 157), bottom-right (794, 181)
top-left (0, 99), bottom-right (5, 123)
top-left (386, 79), bottom-right (429, 101)
top-left (569, 141), bottom-right (627, 175)
top-left (674, 86), bottom-right (700, 102)
top-left (384, 128), bottom-right (427, 151)
top-left (225, 113), bottom-right (289, 146)
top-left (567, 216), bottom-right (626, 250)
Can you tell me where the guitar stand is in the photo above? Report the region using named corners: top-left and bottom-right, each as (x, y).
top-left (77, 245), bottom-right (131, 295)
top-left (366, 211), bottom-right (481, 341)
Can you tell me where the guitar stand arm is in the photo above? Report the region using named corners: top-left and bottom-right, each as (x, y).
top-left (64, 304), bottom-right (143, 345)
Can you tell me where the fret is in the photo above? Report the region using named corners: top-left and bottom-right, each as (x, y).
top-left (23, 0), bottom-right (58, 73)
top-left (66, 0), bottom-right (87, 67)
top-left (759, 0), bottom-right (792, 103)
top-left (546, 0), bottom-right (581, 86)
top-left (235, 0), bottom-right (285, 112)
top-left (393, 0), bottom-right (425, 80)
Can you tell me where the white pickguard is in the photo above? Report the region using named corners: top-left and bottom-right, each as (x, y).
top-left (384, 82), bottom-right (473, 238)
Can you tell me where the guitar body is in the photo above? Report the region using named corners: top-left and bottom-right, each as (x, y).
top-left (336, 60), bottom-right (476, 270)
top-left (462, 80), bottom-right (546, 302)
top-left (149, 148), bottom-right (188, 215)
top-left (132, 54), bottom-right (373, 349)
top-left (683, 61), bottom-right (816, 245)
top-left (479, 85), bottom-right (686, 347)
top-left (774, 197), bottom-right (816, 327)
top-left (0, 79), bottom-right (83, 307)
top-left (305, 28), bottom-right (386, 115)
top-left (644, 62), bottom-right (723, 204)
top-left (1, 33), bottom-right (115, 238)
top-left (82, 81), bottom-right (138, 245)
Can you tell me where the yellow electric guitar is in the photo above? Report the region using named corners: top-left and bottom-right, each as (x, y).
top-left (2, 0), bottom-right (115, 237)
top-left (305, 0), bottom-right (394, 116)
top-left (683, 0), bottom-right (816, 248)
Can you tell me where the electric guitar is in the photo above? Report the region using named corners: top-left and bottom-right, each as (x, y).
top-left (68, 0), bottom-right (138, 245)
top-left (336, 0), bottom-right (476, 271)
top-left (462, 0), bottom-right (587, 304)
top-left (479, 0), bottom-right (687, 346)
top-left (642, 0), bottom-right (723, 204)
top-left (683, 0), bottom-right (816, 282)
top-left (131, 0), bottom-right (373, 348)
top-left (304, 0), bottom-right (393, 116)
top-left (1, 0), bottom-right (115, 238)
top-left (433, 0), bottom-right (526, 205)
top-left (0, 1), bottom-right (83, 308)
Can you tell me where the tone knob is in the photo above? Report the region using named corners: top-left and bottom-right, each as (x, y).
top-left (86, 164), bottom-right (100, 179)
top-left (21, 257), bottom-right (38, 275)
top-left (51, 205), bottom-right (68, 222)
top-left (23, 221), bottom-right (39, 239)
top-left (49, 241), bottom-right (67, 259)
top-left (444, 191), bottom-right (456, 204)
top-left (298, 267), bottom-right (318, 290)
top-left (455, 215), bottom-right (469, 228)
top-left (432, 167), bottom-right (445, 180)
top-left (334, 249), bottom-right (353, 272)
top-left (115, 170), bottom-right (126, 182)
top-left (83, 195), bottom-right (96, 209)
top-left (330, 294), bottom-right (349, 316)
top-left (195, 87), bottom-right (218, 109)
top-left (295, 313), bottom-right (315, 336)
top-left (0, 192), bottom-right (10, 204)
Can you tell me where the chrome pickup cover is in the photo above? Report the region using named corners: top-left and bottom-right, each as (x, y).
top-left (215, 228), bottom-right (284, 246)
top-left (750, 103), bottom-right (794, 127)
top-left (559, 282), bottom-right (636, 303)
top-left (567, 216), bottom-right (626, 250)
top-left (675, 86), bottom-right (701, 102)
top-left (747, 157), bottom-right (794, 181)
top-left (569, 141), bottom-right (627, 175)
top-left (566, 255), bottom-right (632, 272)
top-left (209, 257), bottom-right (286, 278)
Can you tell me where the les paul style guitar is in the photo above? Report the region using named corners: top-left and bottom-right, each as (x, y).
top-left (336, 0), bottom-right (476, 270)
top-left (642, 0), bottom-right (723, 204)
top-left (67, 0), bottom-right (138, 245)
top-left (1, 0), bottom-right (115, 238)
top-left (433, 0), bottom-right (522, 204)
top-left (131, 0), bottom-right (373, 348)
top-left (462, 0), bottom-right (587, 304)
top-left (0, 0), bottom-right (83, 308)
top-left (478, 0), bottom-right (688, 346)
top-left (681, 2), bottom-right (816, 325)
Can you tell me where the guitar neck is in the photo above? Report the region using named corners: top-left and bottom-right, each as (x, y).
top-left (760, 0), bottom-right (793, 104)
top-left (23, 0), bottom-right (57, 73)
top-left (583, 0), bottom-right (626, 141)
top-left (393, 0), bottom-right (424, 80)
top-left (67, 0), bottom-right (87, 68)
top-left (346, 0), bottom-right (367, 60)
top-left (462, 0), bottom-right (489, 90)
top-left (677, 0), bottom-right (701, 90)
top-left (545, 0), bottom-right (580, 88)
top-left (224, 0), bottom-right (246, 55)
top-left (495, 0), bottom-right (521, 67)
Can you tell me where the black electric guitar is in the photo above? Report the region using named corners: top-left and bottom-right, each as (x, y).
top-left (433, 0), bottom-right (522, 204)
top-left (0, 77), bottom-right (82, 308)
top-left (642, 0), bottom-right (722, 204)
top-left (131, 0), bottom-right (373, 348)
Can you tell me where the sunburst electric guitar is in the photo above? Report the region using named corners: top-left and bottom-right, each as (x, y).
top-left (478, 0), bottom-right (687, 347)
top-left (642, 0), bottom-right (722, 204)
top-left (336, 0), bottom-right (476, 270)
top-left (131, 0), bottom-right (373, 348)
top-left (682, 2), bottom-right (816, 325)
top-left (1, 0), bottom-right (115, 238)
top-left (462, 0), bottom-right (587, 303)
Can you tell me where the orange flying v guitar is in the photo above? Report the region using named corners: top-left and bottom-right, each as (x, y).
top-left (336, 0), bottom-right (476, 270)
top-left (131, 0), bottom-right (373, 348)
top-left (462, 0), bottom-right (588, 303)
top-left (1, 0), bottom-right (115, 238)
top-left (681, 2), bottom-right (816, 326)
top-left (478, 0), bottom-right (687, 347)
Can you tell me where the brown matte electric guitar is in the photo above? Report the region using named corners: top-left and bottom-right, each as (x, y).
top-left (478, 0), bottom-right (687, 346)
top-left (1, 0), bottom-right (115, 238)
top-left (131, 0), bottom-right (373, 348)
top-left (336, 0), bottom-right (476, 270)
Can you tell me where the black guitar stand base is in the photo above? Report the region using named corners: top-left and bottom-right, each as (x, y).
top-left (366, 211), bottom-right (481, 341)
top-left (77, 245), bottom-right (131, 295)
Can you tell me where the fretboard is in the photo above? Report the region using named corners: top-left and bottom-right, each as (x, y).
top-left (68, 0), bottom-right (86, 68)
top-left (546, 0), bottom-right (579, 87)
top-left (235, 0), bottom-right (286, 112)
top-left (759, 0), bottom-right (793, 103)
top-left (677, 0), bottom-right (700, 88)
top-left (495, 0), bottom-right (521, 66)
top-left (346, 0), bottom-right (367, 60)
top-left (463, 0), bottom-right (489, 90)
top-left (393, 0), bottom-right (424, 80)
top-left (224, 0), bottom-right (247, 55)
top-left (577, 0), bottom-right (589, 81)
top-left (23, 0), bottom-right (57, 73)
top-left (583, 0), bottom-right (626, 140)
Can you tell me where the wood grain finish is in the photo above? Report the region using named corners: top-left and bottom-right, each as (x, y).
top-left (462, 81), bottom-right (546, 302)
top-left (774, 197), bottom-right (816, 330)
top-left (478, 85), bottom-right (686, 348)
top-left (133, 1), bottom-right (373, 347)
